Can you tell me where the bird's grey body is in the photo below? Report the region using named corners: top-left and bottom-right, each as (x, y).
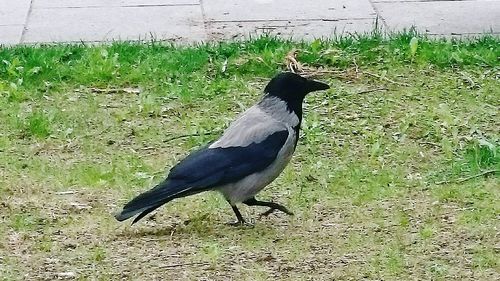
top-left (215, 96), bottom-right (299, 204)
top-left (114, 72), bottom-right (329, 225)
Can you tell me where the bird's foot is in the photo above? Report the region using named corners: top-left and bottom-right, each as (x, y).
top-left (243, 198), bottom-right (294, 218)
top-left (259, 206), bottom-right (294, 218)
top-left (226, 220), bottom-right (254, 227)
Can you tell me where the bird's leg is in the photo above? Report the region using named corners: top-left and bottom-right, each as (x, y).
top-left (243, 197), bottom-right (294, 218)
top-left (227, 204), bottom-right (247, 226)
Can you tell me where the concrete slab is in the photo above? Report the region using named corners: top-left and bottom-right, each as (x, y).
top-left (203, 0), bottom-right (375, 21)
top-left (0, 0), bottom-right (31, 25)
top-left (33, 0), bottom-right (198, 8)
top-left (23, 5), bottom-right (206, 43)
top-left (373, 0), bottom-right (498, 2)
top-left (374, 1), bottom-right (500, 35)
top-left (207, 19), bottom-right (377, 41)
top-left (372, 0), bottom-right (446, 2)
top-left (1, 0), bottom-right (498, 44)
top-left (0, 25), bottom-right (23, 45)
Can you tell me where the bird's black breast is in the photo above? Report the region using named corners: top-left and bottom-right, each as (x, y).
top-left (292, 123), bottom-right (301, 148)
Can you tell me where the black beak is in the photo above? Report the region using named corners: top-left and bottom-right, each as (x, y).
top-left (306, 79), bottom-right (330, 93)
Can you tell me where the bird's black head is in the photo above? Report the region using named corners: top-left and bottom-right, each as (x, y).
top-left (264, 72), bottom-right (329, 116)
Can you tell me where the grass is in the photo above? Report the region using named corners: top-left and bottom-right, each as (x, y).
top-left (0, 32), bottom-right (499, 280)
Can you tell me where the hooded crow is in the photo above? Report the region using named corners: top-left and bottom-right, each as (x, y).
top-left (115, 72), bottom-right (329, 225)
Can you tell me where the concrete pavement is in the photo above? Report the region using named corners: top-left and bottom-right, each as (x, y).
top-left (0, 0), bottom-right (499, 45)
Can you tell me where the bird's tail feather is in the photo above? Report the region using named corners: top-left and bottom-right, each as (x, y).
top-left (114, 180), bottom-right (190, 223)
top-left (131, 204), bottom-right (163, 224)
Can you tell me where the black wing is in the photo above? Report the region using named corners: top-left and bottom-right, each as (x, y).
top-left (168, 130), bottom-right (289, 188)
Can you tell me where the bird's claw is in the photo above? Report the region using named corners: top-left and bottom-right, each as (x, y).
top-left (258, 208), bottom-right (276, 218)
top-left (259, 207), bottom-right (294, 218)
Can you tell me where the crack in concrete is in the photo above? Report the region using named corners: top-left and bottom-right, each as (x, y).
top-left (34, 4), bottom-right (200, 10)
top-left (0, 24), bottom-right (25, 27)
top-left (20, 0), bottom-right (34, 43)
top-left (368, 0), bottom-right (389, 31)
top-left (206, 18), bottom-right (376, 24)
top-left (199, 0), bottom-right (210, 41)
top-left (372, 0), bottom-right (472, 2)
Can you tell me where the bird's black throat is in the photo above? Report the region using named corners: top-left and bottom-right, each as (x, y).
top-left (282, 96), bottom-right (304, 122)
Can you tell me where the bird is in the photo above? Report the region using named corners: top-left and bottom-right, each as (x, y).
top-left (114, 72), bottom-right (329, 225)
